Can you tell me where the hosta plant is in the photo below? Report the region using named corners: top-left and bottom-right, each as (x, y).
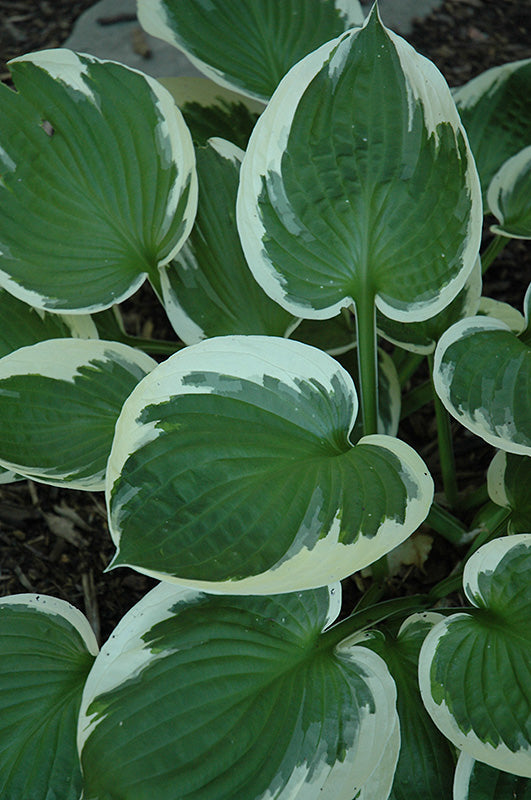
top-left (0, 2), bottom-right (530, 798)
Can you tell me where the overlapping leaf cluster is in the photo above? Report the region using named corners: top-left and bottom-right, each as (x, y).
top-left (0, 2), bottom-right (530, 798)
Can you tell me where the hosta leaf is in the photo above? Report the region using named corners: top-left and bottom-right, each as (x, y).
top-left (419, 534), bottom-right (531, 778)
top-left (291, 312), bottom-right (355, 355)
top-left (354, 719), bottom-right (400, 800)
top-left (79, 581), bottom-right (397, 800)
top-left (0, 338), bottom-right (156, 490)
top-left (433, 316), bottom-right (531, 455)
top-left (477, 296), bottom-right (526, 334)
top-left (454, 752), bottom-right (531, 800)
top-left (487, 451), bottom-right (531, 534)
top-left (138, 0), bottom-right (364, 102)
top-left (0, 594), bottom-right (98, 800)
top-left (453, 59), bottom-right (531, 205)
top-left (376, 258), bottom-right (482, 355)
top-left (0, 287), bottom-right (98, 358)
top-left (487, 146), bottom-right (531, 239)
top-left (292, 316), bottom-right (403, 434)
top-left (237, 7), bottom-right (482, 323)
top-left (363, 613), bottom-right (455, 800)
top-left (107, 335), bottom-right (433, 593)
top-left (160, 138), bottom-right (295, 342)
top-left (158, 76), bottom-right (264, 149)
top-left (0, 49), bottom-right (197, 312)
top-left (0, 466), bottom-right (22, 484)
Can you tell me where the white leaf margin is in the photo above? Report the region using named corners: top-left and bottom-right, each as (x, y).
top-left (452, 58), bottom-right (531, 113)
top-left (0, 338), bottom-right (157, 490)
top-left (78, 579), bottom-right (398, 800)
top-left (137, 0), bottom-right (365, 103)
top-left (2, 49), bottom-right (198, 313)
top-left (0, 593), bottom-right (99, 657)
top-left (418, 534), bottom-right (531, 779)
top-left (236, 7), bottom-right (482, 323)
top-left (487, 145), bottom-right (531, 239)
top-left (433, 315), bottom-right (531, 456)
top-left (106, 335), bottom-right (433, 594)
top-left (486, 450), bottom-right (510, 510)
top-left (160, 137), bottom-right (299, 345)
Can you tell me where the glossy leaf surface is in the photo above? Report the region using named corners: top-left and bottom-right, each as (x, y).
top-left (453, 59), bottom-right (531, 204)
top-left (0, 339), bottom-right (156, 489)
top-left (138, 0), bottom-right (364, 101)
top-left (0, 594), bottom-right (97, 800)
top-left (79, 582), bottom-right (397, 800)
top-left (0, 49), bottom-right (196, 312)
top-left (419, 535), bottom-right (531, 777)
top-left (237, 8), bottom-right (482, 323)
top-left (433, 316), bottom-right (531, 455)
top-left (161, 138), bottom-right (295, 342)
top-left (487, 146), bottom-right (531, 239)
top-left (107, 335), bottom-right (433, 593)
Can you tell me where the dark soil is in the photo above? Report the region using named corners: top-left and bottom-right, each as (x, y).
top-left (0, 0), bottom-right (530, 644)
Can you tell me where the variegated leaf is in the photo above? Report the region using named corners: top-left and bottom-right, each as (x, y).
top-left (158, 76), bottom-right (263, 149)
top-left (237, 6), bottom-right (482, 323)
top-left (0, 287), bottom-right (98, 358)
top-left (419, 535), bottom-right (531, 778)
top-left (487, 146), bottom-right (531, 239)
top-left (138, 0), bottom-right (364, 101)
top-left (454, 752), bottom-right (531, 800)
top-left (453, 59), bottom-right (531, 205)
top-left (487, 451), bottom-right (531, 534)
top-left (79, 581), bottom-right (398, 800)
top-left (363, 613), bottom-right (456, 800)
top-left (376, 258), bottom-right (482, 355)
top-left (0, 338), bottom-right (156, 489)
top-left (0, 49), bottom-right (197, 312)
top-left (106, 335), bottom-right (433, 593)
top-left (433, 315), bottom-right (531, 455)
top-left (160, 138), bottom-right (295, 342)
top-left (0, 594), bottom-right (97, 800)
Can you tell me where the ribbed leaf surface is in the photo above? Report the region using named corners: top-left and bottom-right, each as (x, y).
top-left (487, 146), bottom-right (531, 239)
top-left (161, 138), bottom-right (295, 342)
top-left (433, 316), bottom-right (531, 455)
top-left (0, 49), bottom-right (196, 312)
top-left (107, 335), bottom-right (433, 593)
top-left (419, 535), bottom-right (531, 778)
top-left (0, 594), bottom-right (97, 800)
top-left (376, 259), bottom-right (482, 355)
top-left (0, 338), bottom-right (156, 489)
top-left (453, 59), bottom-right (531, 204)
top-left (79, 582), bottom-right (397, 800)
top-left (138, 0), bottom-right (364, 101)
top-left (237, 7), bottom-right (482, 323)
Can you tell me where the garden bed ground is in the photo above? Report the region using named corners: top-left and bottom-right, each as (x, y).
top-left (0, 0), bottom-right (530, 644)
